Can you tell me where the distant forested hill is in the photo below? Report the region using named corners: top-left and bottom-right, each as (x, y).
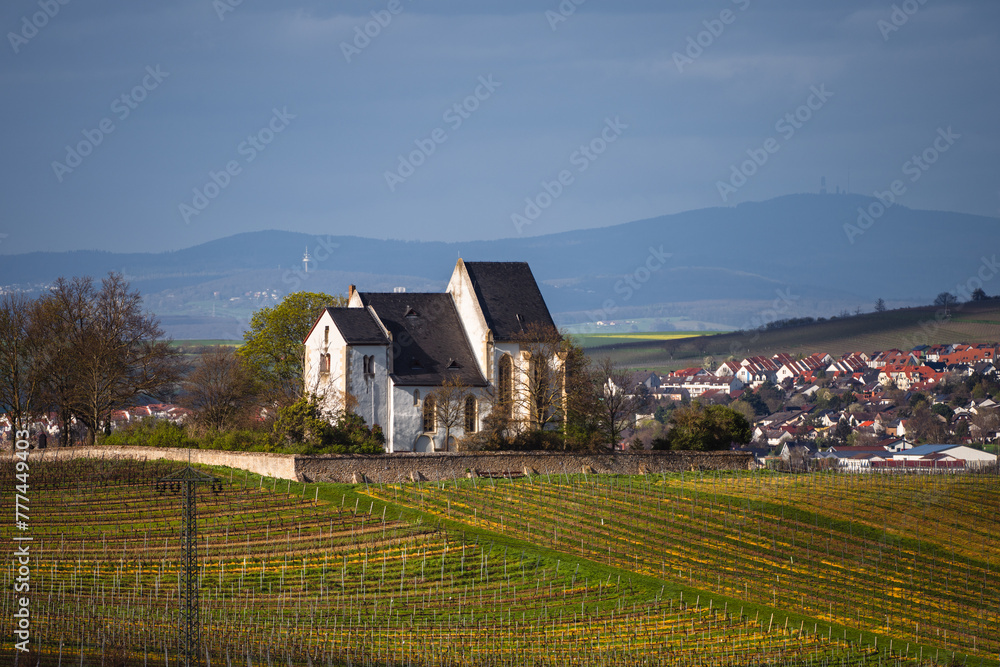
top-left (3, 194), bottom-right (996, 338)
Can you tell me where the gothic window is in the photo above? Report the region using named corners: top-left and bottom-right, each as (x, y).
top-left (362, 355), bottom-right (375, 377)
top-left (423, 396), bottom-right (437, 433)
top-left (498, 354), bottom-right (513, 419)
top-left (531, 356), bottom-right (548, 427)
top-left (464, 396), bottom-right (477, 433)
top-left (319, 353), bottom-right (330, 373)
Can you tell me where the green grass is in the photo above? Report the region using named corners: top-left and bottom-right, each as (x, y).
top-left (568, 331), bottom-right (721, 349)
top-left (569, 331), bottom-right (715, 349)
top-left (951, 318), bottom-right (1000, 325)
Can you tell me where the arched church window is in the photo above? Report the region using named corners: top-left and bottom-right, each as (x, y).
top-left (423, 396), bottom-right (436, 432)
top-left (498, 354), bottom-right (513, 419)
top-left (464, 396), bottom-right (477, 433)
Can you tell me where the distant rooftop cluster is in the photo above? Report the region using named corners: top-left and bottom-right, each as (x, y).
top-left (0, 403), bottom-right (193, 445)
top-left (626, 342), bottom-right (1000, 468)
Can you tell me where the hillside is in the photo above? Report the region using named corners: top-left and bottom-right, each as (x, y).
top-left (370, 469), bottom-right (998, 663)
top-left (2, 194), bottom-right (998, 339)
top-left (585, 300), bottom-right (1000, 372)
top-left (4, 457), bottom-right (987, 665)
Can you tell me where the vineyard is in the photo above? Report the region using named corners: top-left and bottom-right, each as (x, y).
top-left (366, 470), bottom-right (1000, 664)
top-left (1, 458), bottom-right (991, 665)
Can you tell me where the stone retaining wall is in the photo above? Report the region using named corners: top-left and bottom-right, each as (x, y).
top-left (18, 446), bottom-right (752, 483)
top-left (29, 446), bottom-right (298, 480)
top-left (296, 450), bottom-right (753, 483)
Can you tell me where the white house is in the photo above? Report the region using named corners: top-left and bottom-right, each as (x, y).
top-left (891, 444), bottom-right (997, 464)
top-left (715, 360), bottom-right (741, 378)
top-left (775, 353), bottom-right (833, 383)
top-left (688, 375), bottom-right (744, 396)
top-left (303, 260), bottom-right (558, 453)
top-left (735, 356), bottom-right (780, 387)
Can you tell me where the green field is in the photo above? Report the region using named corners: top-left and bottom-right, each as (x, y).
top-left (586, 301), bottom-right (1000, 372)
top-left (3, 457), bottom-right (993, 665)
top-left (170, 339), bottom-right (242, 348)
top-left (569, 331), bottom-right (719, 350)
top-left (170, 339), bottom-right (241, 364)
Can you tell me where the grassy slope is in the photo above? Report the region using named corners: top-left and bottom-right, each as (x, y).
top-left (13, 459), bottom-right (987, 665)
top-left (585, 301), bottom-right (1000, 372)
top-left (170, 339), bottom-right (242, 348)
top-left (7, 461), bottom-right (914, 666)
top-left (568, 331), bottom-right (717, 349)
top-left (351, 470), bottom-right (988, 664)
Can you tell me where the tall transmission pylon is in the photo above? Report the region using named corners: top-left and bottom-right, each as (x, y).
top-left (155, 461), bottom-right (224, 667)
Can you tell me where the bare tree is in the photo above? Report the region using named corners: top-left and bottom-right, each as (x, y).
top-left (467, 331), bottom-right (596, 451)
top-left (46, 273), bottom-right (182, 444)
top-left (562, 342), bottom-right (604, 450)
top-left (971, 408), bottom-right (999, 446)
top-left (31, 295), bottom-right (82, 446)
top-left (429, 375), bottom-right (470, 452)
top-left (511, 322), bottom-right (569, 432)
top-left (0, 293), bottom-right (45, 433)
top-left (592, 357), bottom-right (649, 449)
top-left (464, 386), bottom-right (513, 450)
top-left (906, 405), bottom-right (947, 444)
top-left (180, 346), bottom-right (259, 432)
top-left (853, 431), bottom-right (881, 448)
top-left (934, 292), bottom-right (957, 308)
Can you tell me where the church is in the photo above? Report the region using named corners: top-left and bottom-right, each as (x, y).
top-left (302, 260), bottom-right (558, 453)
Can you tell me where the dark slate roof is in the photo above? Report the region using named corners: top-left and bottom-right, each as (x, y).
top-left (327, 308), bottom-right (388, 345)
top-left (356, 292), bottom-right (487, 387)
top-left (462, 261), bottom-right (555, 341)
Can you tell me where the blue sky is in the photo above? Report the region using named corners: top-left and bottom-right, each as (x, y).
top-left (1, 0), bottom-right (997, 254)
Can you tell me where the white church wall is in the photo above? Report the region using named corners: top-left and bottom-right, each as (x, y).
top-left (304, 311), bottom-right (348, 414)
top-left (494, 342), bottom-right (529, 423)
top-left (389, 385), bottom-right (426, 453)
top-left (447, 262), bottom-right (492, 381)
top-left (388, 385), bottom-right (491, 453)
top-left (345, 344), bottom-right (389, 432)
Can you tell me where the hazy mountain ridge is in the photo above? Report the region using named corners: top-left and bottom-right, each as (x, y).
top-left (2, 194), bottom-right (996, 338)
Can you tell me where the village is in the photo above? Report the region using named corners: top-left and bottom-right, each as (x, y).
top-left (6, 333), bottom-right (999, 472)
top-left (629, 342), bottom-right (1000, 469)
